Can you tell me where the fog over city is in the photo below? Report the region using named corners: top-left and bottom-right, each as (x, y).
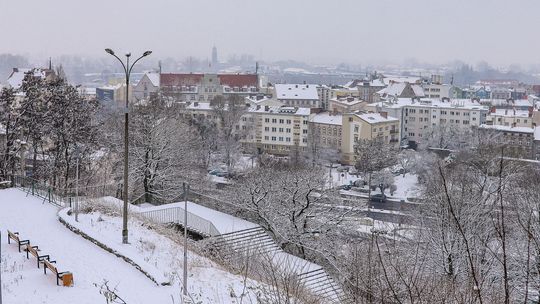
top-left (1, 0), bottom-right (540, 66)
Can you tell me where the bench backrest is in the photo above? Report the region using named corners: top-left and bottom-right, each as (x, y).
top-left (26, 244), bottom-right (39, 257)
top-left (8, 231), bottom-right (19, 242)
top-left (44, 260), bottom-right (58, 274)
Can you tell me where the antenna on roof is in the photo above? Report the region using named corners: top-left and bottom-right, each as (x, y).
top-left (158, 61), bottom-right (162, 74)
top-left (48, 57), bottom-right (52, 70)
top-left (255, 61), bottom-right (259, 75)
top-left (450, 74), bottom-right (454, 86)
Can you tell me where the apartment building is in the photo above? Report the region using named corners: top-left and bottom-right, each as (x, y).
top-left (479, 124), bottom-right (536, 159)
top-left (402, 99), bottom-right (489, 146)
top-left (341, 112), bottom-right (400, 165)
top-left (486, 108), bottom-right (533, 128)
top-left (160, 73), bottom-right (261, 102)
top-left (245, 106), bottom-right (311, 155)
top-left (309, 112), bottom-right (342, 151)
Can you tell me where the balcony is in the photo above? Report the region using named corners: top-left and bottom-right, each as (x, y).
top-left (390, 129), bottom-right (399, 134)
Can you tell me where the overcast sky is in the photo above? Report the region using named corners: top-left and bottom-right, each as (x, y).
top-left (1, 0), bottom-right (539, 66)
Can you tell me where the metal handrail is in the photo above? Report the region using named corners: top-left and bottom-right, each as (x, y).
top-left (139, 206), bottom-right (220, 237)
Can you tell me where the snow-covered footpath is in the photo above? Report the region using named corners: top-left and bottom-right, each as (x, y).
top-left (0, 188), bottom-right (262, 304)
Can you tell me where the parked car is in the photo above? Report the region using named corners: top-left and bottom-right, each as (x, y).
top-left (370, 194), bottom-right (387, 202)
top-left (337, 166), bottom-right (349, 172)
top-left (209, 169), bottom-right (229, 177)
top-left (337, 184), bottom-right (352, 191)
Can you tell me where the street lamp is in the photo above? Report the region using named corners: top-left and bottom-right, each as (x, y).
top-left (105, 48), bottom-right (152, 244)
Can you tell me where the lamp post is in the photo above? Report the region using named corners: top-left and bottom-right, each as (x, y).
top-left (105, 48), bottom-right (152, 244)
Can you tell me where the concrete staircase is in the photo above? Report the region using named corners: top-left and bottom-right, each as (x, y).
top-left (208, 227), bottom-right (353, 304)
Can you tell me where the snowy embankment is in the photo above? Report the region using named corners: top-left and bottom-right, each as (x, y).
top-left (0, 188), bottom-right (266, 304)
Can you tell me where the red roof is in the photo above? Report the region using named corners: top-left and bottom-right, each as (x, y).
top-left (160, 73), bottom-right (203, 87)
top-left (218, 74), bottom-right (258, 87)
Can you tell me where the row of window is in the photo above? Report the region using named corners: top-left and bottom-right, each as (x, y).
top-left (263, 136), bottom-right (308, 143)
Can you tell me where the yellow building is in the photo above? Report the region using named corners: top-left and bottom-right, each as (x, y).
top-left (341, 112), bottom-right (400, 165)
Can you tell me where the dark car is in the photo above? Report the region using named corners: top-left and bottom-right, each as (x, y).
top-left (337, 184), bottom-right (352, 191)
top-left (370, 194), bottom-right (387, 202)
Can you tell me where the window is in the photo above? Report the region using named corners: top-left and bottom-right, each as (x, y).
top-left (272, 119), bottom-right (277, 123)
top-left (271, 127), bottom-right (276, 132)
top-left (354, 125), bottom-right (359, 132)
top-left (264, 127), bottom-right (269, 131)
top-left (286, 137), bottom-right (291, 142)
top-left (279, 137), bottom-right (283, 142)
top-left (302, 138), bottom-right (307, 143)
top-left (279, 128), bottom-right (284, 132)
top-left (279, 119), bottom-right (284, 124)
top-left (265, 118), bottom-right (270, 123)
top-left (271, 136), bottom-right (276, 141)
top-left (303, 129), bottom-right (308, 134)
top-left (264, 136), bottom-right (269, 140)
top-left (286, 128), bottom-right (291, 133)
top-left (287, 119), bottom-right (291, 124)
top-left (303, 120), bottom-right (308, 125)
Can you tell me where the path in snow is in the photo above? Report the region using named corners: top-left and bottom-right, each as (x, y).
top-left (0, 188), bottom-right (175, 304)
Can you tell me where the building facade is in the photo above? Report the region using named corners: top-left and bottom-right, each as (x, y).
top-left (341, 112), bottom-right (400, 165)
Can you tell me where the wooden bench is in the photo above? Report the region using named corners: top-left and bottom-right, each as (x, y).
top-left (25, 244), bottom-right (50, 268)
top-left (7, 230), bottom-right (29, 252)
top-left (43, 259), bottom-right (73, 287)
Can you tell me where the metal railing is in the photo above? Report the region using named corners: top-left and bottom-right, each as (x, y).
top-left (12, 175), bottom-right (120, 208)
top-left (139, 206), bottom-right (220, 237)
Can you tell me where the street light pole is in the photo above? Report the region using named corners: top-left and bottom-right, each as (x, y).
top-left (105, 48), bottom-right (152, 244)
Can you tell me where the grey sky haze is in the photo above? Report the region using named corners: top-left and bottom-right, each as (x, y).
top-left (1, 0), bottom-right (539, 66)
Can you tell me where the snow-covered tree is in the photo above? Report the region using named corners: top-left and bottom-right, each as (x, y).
top-left (354, 138), bottom-right (397, 199)
top-left (210, 95), bottom-right (248, 172)
top-left (0, 87), bottom-right (22, 179)
top-left (128, 97), bottom-right (202, 203)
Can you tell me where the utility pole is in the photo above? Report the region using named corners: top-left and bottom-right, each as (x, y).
top-left (75, 147), bottom-right (80, 222)
top-left (183, 183), bottom-right (189, 300)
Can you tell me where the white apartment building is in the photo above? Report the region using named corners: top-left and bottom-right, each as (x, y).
top-left (486, 108), bottom-right (533, 128)
top-left (421, 83), bottom-right (453, 99)
top-left (402, 99), bottom-right (489, 145)
top-left (245, 105), bottom-right (311, 155)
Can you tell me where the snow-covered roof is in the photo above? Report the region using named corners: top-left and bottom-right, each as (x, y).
top-left (7, 68), bottom-right (48, 90)
top-left (310, 112), bottom-right (343, 126)
top-left (356, 113), bottom-right (399, 124)
top-left (330, 96), bottom-right (365, 106)
top-left (535, 127), bottom-right (540, 141)
top-left (370, 98), bottom-right (489, 112)
top-left (479, 124), bottom-right (535, 134)
top-left (490, 109), bottom-right (530, 118)
top-left (249, 105), bottom-right (311, 116)
top-left (145, 72), bottom-right (160, 87)
top-left (377, 83), bottom-right (425, 98)
top-left (275, 84), bottom-right (319, 100)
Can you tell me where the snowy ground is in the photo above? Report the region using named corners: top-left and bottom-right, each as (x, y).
top-left (0, 188), bottom-right (265, 304)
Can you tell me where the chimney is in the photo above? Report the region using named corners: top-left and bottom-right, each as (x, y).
top-left (380, 111), bottom-right (388, 118)
top-left (529, 106), bottom-right (533, 117)
top-left (194, 101), bottom-right (199, 107)
top-left (256, 105), bottom-right (261, 110)
top-left (265, 105), bottom-right (269, 111)
top-left (490, 107), bottom-right (496, 113)
top-left (505, 109), bottom-right (508, 115)
top-left (512, 122), bottom-right (516, 128)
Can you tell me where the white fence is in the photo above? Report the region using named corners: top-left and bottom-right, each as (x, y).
top-left (139, 207), bottom-right (220, 237)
